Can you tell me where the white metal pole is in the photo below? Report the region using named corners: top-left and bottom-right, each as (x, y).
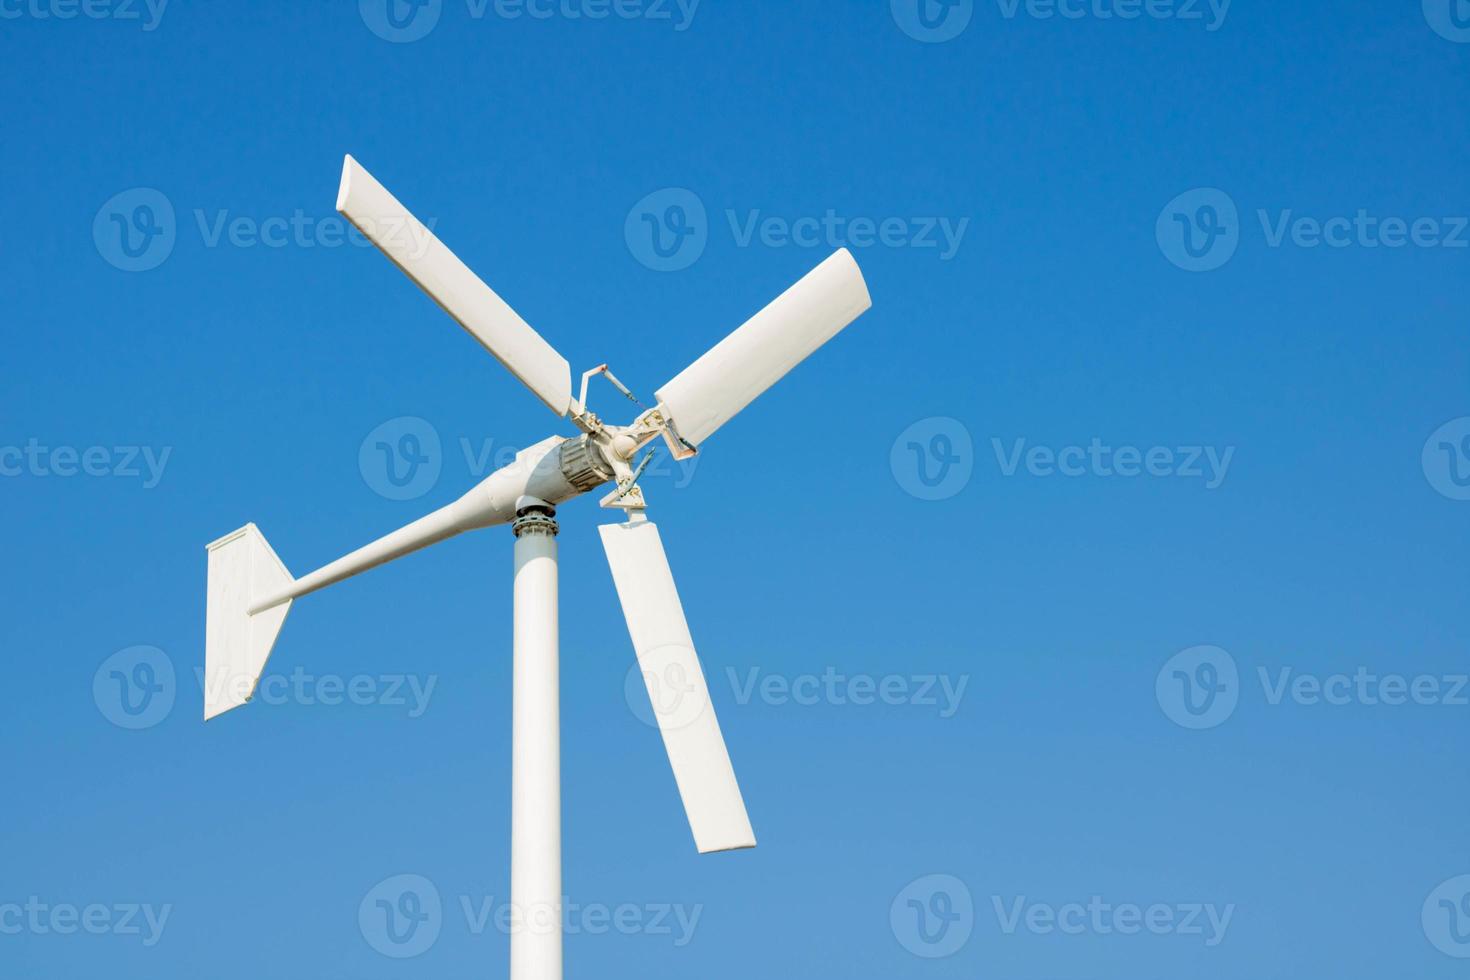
top-left (510, 504), bottom-right (562, 980)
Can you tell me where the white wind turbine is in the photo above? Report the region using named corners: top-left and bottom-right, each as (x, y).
top-left (204, 155), bottom-right (871, 979)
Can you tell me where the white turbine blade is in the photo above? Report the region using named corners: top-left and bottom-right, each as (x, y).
top-left (336, 154), bottom-right (573, 416)
top-left (655, 248), bottom-right (871, 448)
top-left (599, 519), bottom-right (756, 854)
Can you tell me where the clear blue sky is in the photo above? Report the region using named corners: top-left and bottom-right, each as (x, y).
top-left (3, 1), bottom-right (1468, 977)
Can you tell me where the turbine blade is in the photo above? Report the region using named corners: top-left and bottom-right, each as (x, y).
top-left (336, 154), bottom-right (573, 416)
top-left (599, 519), bottom-right (756, 854)
top-left (655, 248), bottom-right (871, 448)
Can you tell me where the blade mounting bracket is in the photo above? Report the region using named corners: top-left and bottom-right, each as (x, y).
top-left (600, 448), bottom-right (656, 512)
top-left (572, 364), bottom-right (644, 437)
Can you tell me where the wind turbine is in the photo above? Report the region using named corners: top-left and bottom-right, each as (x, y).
top-left (203, 155), bottom-right (872, 979)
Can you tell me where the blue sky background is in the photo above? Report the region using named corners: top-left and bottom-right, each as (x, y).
top-left (2, 0), bottom-right (1468, 977)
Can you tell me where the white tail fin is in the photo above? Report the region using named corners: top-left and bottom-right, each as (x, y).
top-left (204, 524), bottom-right (294, 720)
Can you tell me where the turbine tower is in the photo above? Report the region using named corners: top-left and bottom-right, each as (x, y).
top-left (204, 155), bottom-right (872, 979)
